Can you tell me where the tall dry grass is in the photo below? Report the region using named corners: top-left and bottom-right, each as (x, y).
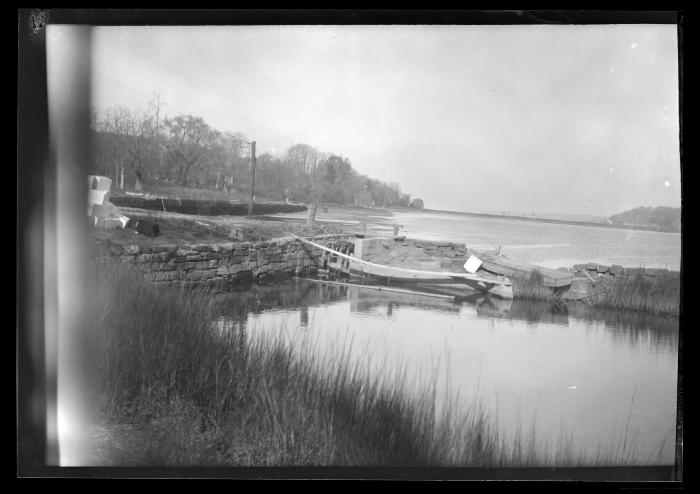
top-left (594, 270), bottom-right (680, 316)
top-left (86, 265), bottom-right (669, 466)
top-left (514, 269), bottom-right (680, 317)
top-left (512, 271), bottom-right (557, 301)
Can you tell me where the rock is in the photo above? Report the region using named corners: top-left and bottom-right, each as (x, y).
top-left (109, 244), bottom-right (124, 256)
top-left (586, 262), bottom-right (598, 271)
top-left (124, 245), bottom-right (140, 255)
top-left (609, 264), bottom-right (624, 275)
top-left (573, 264), bottom-right (587, 272)
top-left (597, 265), bottom-right (610, 273)
top-left (188, 270), bottom-right (203, 281)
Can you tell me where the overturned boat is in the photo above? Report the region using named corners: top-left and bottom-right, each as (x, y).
top-left (466, 248), bottom-right (574, 288)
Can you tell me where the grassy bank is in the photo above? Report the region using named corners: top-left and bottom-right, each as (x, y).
top-left (86, 267), bottom-right (665, 466)
top-left (113, 183), bottom-right (255, 203)
top-left (513, 270), bottom-right (680, 317)
top-left (592, 270), bottom-right (680, 316)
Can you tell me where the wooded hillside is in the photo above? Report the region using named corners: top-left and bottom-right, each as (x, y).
top-left (609, 206), bottom-right (681, 231)
top-left (90, 105), bottom-right (415, 208)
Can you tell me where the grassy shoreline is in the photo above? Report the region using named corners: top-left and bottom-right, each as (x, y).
top-left (512, 270), bottom-right (680, 317)
top-left (86, 268), bottom-right (669, 466)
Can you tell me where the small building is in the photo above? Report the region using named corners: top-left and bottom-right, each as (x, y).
top-left (354, 187), bottom-right (373, 207)
top-left (409, 198), bottom-right (424, 209)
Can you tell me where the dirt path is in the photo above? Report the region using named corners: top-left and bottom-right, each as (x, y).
top-left (90, 205), bottom-right (402, 247)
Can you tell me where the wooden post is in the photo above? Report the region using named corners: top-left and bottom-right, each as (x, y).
top-left (248, 140), bottom-right (256, 218)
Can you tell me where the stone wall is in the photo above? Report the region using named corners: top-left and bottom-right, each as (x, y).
top-left (91, 234), bottom-right (354, 289)
top-left (378, 237), bottom-right (468, 258)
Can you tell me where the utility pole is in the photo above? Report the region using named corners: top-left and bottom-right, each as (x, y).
top-left (248, 140), bottom-right (257, 218)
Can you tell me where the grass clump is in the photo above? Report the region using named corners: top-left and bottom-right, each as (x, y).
top-left (512, 271), bottom-right (558, 301)
top-left (513, 268), bottom-right (680, 317)
top-left (589, 270), bottom-right (680, 317)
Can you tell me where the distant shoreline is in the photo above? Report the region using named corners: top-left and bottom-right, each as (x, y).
top-left (391, 206), bottom-right (681, 234)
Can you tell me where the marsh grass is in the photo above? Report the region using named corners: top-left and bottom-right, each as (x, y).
top-left (593, 269), bottom-right (680, 316)
top-left (512, 271), bottom-right (557, 301)
top-left (87, 265), bottom-right (670, 466)
top-left (513, 269), bottom-right (680, 317)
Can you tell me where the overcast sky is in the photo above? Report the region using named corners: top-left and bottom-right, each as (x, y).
top-left (90, 25), bottom-right (680, 216)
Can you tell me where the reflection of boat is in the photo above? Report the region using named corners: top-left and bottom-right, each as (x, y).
top-left (347, 285), bottom-right (462, 315)
top-left (473, 295), bottom-right (513, 319)
top-left (292, 235), bottom-right (513, 299)
top-left (473, 295), bottom-right (569, 326)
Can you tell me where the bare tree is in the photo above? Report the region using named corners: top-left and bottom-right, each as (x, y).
top-left (123, 110), bottom-right (155, 191)
top-left (148, 92), bottom-right (165, 184)
top-left (163, 115), bottom-right (220, 186)
top-left (218, 131), bottom-right (248, 191)
top-left (286, 143), bottom-right (321, 176)
top-left (97, 106), bottom-right (133, 187)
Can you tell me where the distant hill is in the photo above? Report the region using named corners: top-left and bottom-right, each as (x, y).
top-left (473, 209), bottom-right (607, 223)
top-left (532, 212), bottom-right (608, 223)
top-left (609, 206), bottom-right (681, 232)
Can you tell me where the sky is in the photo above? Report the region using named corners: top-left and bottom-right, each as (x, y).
top-left (89, 25), bottom-right (681, 216)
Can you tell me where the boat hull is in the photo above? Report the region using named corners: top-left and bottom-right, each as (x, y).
top-left (291, 234), bottom-right (513, 300)
top-left (345, 260), bottom-right (514, 299)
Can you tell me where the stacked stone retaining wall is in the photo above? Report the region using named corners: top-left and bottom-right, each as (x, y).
top-left (361, 237), bottom-right (467, 259)
top-left (91, 234), bottom-right (355, 289)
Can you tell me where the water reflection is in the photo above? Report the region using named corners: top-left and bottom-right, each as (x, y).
top-left (347, 285), bottom-right (461, 316)
top-left (209, 278), bottom-right (677, 349)
top-left (208, 278), bottom-right (678, 465)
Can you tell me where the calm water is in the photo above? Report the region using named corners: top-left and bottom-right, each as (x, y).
top-left (389, 210), bottom-right (682, 270)
top-left (231, 211), bottom-right (680, 465)
top-left (214, 278), bottom-right (679, 465)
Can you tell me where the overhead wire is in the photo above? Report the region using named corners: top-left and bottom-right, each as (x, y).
top-left (93, 69), bottom-right (253, 146)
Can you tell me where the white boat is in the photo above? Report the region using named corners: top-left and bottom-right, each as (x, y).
top-left (291, 235), bottom-right (513, 299)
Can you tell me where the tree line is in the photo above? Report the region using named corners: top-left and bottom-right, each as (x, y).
top-left (90, 104), bottom-right (424, 209)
